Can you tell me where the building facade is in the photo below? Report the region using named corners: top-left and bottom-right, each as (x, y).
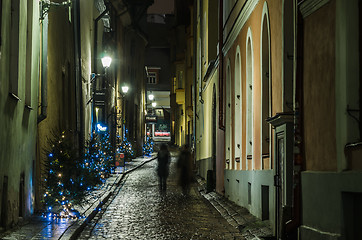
top-left (0, 0), bottom-right (40, 228)
top-left (192, 0), bottom-right (292, 238)
top-left (0, 0), bottom-right (149, 230)
top-left (298, 0), bottom-right (362, 239)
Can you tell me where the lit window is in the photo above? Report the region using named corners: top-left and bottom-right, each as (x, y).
top-left (147, 72), bottom-right (157, 84)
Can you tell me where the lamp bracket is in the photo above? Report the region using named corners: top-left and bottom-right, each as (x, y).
top-left (90, 73), bottom-right (104, 82)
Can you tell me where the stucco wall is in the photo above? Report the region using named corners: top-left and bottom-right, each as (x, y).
top-left (80, 2), bottom-right (96, 141)
top-left (223, 0), bottom-right (283, 172)
top-left (0, 0), bottom-right (40, 227)
top-left (224, 169), bottom-right (275, 228)
top-left (303, 1), bottom-right (337, 171)
top-left (301, 171), bottom-right (362, 239)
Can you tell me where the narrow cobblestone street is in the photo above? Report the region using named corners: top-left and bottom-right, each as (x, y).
top-left (77, 152), bottom-right (243, 240)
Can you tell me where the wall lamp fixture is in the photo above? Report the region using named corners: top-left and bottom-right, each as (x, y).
top-left (90, 55), bottom-right (113, 82)
top-left (122, 85), bottom-right (129, 94)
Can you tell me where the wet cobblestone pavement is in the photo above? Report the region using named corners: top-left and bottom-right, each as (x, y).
top-left (0, 151), bottom-right (272, 240)
top-left (77, 155), bottom-right (244, 240)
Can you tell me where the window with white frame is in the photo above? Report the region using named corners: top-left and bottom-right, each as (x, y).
top-left (261, 7), bottom-right (271, 164)
top-left (225, 62), bottom-right (232, 167)
top-left (246, 30), bottom-right (253, 168)
top-left (234, 49), bottom-right (242, 164)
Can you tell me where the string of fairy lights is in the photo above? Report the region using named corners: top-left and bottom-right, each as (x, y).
top-left (43, 130), bottom-right (115, 219)
top-left (42, 127), bottom-right (153, 219)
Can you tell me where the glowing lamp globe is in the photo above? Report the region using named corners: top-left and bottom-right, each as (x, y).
top-left (101, 56), bottom-right (112, 68)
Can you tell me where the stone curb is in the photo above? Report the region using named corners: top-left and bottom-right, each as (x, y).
top-left (58, 154), bottom-right (157, 240)
top-left (197, 178), bottom-right (273, 240)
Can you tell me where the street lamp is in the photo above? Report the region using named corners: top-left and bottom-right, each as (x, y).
top-left (91, 54), bottom-right (112, 132)
top-left (101, 56), bottom-right (112, 69)
top-left (120, 83), bottom-right (129, 172)
top-left (120, 83), bottom-right (129, 141)
top-left (148, 94), bottom-right (154, 101)
top-left (122, 85), bottom-right (129, 94)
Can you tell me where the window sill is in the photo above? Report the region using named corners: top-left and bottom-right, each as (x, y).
top-left (9, 93), bottom-right (21, 102)
top-left (25, 105), bottom-right (33, 110)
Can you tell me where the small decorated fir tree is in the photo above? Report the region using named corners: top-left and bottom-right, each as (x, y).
top-left (143, 136), bottom-right (154, 156)
top-left (43, 130), bottom-right (100, 215)
top-left (119, 128), bottom-right (135, 160)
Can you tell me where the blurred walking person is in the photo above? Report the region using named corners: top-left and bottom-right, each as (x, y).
top-left (157, 144), bottom-right (171, 193)
top-left (177, 144), bottom-right (193, 195)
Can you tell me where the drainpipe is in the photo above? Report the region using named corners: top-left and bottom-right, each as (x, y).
top-left (285, 1), bottom-right (304, 237)
top-left (218, 0), bottom-right (224, 131)
top-left (38, 15), bottom-right (49, 123)
top-left (73, 0), bottom-right (84, 152)
top-left (192, 0), bottom-right (197, 158)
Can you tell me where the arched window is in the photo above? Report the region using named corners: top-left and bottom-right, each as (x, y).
top-left (225, 61), bottom-right (232, 168)
top-left (246, 28), bottom-right (254, 169)
top-left (234, 46), bottom-right (242, 167)
top-left (261, 3), bottom-right (271, 169)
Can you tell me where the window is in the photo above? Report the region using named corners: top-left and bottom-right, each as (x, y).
top-left (25, 0), bottom-right (34, 106)
top-left (246, 29), bottom-right (254, 169)
top-left (147, 72), bottom-right (157, 84)
top-left (178, 70), bottom-right (183, 88)
top-left (9, 0), bottom-right (21, 97)
top-left (225, 61), bottom-right (232, 168)
top-left (0, 0), bottom-right (2, 49)
top-left (234, 48), bottom-right (242, 164)
top-left (261, 5), bottom-right (271, 168)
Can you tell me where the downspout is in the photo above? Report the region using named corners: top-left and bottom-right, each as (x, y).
top-left (192, 0), bottom-right (197, 157)
top-left (38, 15), bottom-right (48, 123)
top-left (73, 0), bottom-right (84, 152)
top-left (285, 0), bottom-right (304, 237)
top-left (218, 0), bottom-right (224, 131)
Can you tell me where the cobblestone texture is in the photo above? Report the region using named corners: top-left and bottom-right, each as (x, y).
top-left (0, 151), bottom-right (273, 240)
top-left (78, 155), bottom-right (244, 240)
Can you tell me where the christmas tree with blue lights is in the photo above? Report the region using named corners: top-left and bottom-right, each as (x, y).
top-left (119, 128), bottom-right (135, 160)
top-left (84, 132), bottom-right (106, 183)
top-left (143, 135), bottom-right (154, 156)
top-left (43, 130), bottom-right (100, 217)
top-left (98, 132), bottom-right (114, 175)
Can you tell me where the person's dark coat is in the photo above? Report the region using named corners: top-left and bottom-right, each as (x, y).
top-left (157, 147), bottom-right (170, 178)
